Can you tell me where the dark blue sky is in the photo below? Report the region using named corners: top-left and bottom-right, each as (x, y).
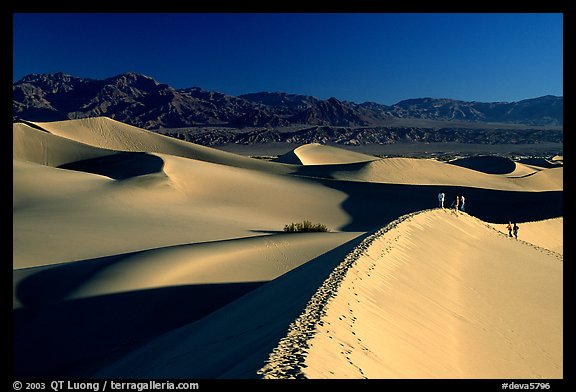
top-left (13, 13), bottom-right (562, 105)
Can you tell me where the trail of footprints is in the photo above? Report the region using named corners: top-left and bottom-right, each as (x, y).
top-left (483, 221), bottom-right (563, 262)
top-left (259, 209), bottom-right (561, 378)
top-left (258, 210), bottom-right (423, 379)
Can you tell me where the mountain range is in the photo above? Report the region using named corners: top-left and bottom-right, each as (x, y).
top-left (13, 72), bottom-right (563, 130)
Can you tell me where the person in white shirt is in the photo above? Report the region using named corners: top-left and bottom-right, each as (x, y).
top-left (438, 192), bottom-right (445, 208)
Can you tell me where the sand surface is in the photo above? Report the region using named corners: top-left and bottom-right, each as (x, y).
top-left (490, 218), bottom-right (563, 255)
top-left (274, 143), bottom-right (378, 165)
top-left (295, 210), bottom-right (562, 379)
top-left (13, 117), bottom-right (563, 378)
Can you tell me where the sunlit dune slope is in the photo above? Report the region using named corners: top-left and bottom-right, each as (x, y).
top-left (13, 122), bottom-right (117, 166)
top-left (490, 217), bottom-right (563, 255)
top-left (260, 209), bottom-right (562, 379)
top-left (274, 143), bottom-right (378, 165)
top-left (13, 153), bottom-right (350, 268)
top-left (30, 117), bottom-right (292, 174)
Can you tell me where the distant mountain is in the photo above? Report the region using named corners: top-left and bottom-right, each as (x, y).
top-left (289, 97), bottom-right (370, 126)
top-left (388, 96), bottom-right (563, 126)
top-left (12, 72), bottom-right (256, 129)
top-left (239, 92), bottom-right (320, 114)
top-left (13, 72), bottom-right (563, 129)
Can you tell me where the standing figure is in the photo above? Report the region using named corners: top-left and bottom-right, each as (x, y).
top-left (454, 195), bottom-right (460, 211)
top-left (460, 195), bottom-right (465, 212)
top-left (513, 223), bottom-right (519, 239)
top-left (507, 221), bottom-right (513, 237)
top-left (438, 192), bottom-right (445, 208)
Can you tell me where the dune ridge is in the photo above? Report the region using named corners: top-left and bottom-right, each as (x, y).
top-left (274, 143), bottom-right (378, 165)
top-left (298, 157), bottom-right (562, 191)
top-left (13, 122), bottom-right (117, 167)
top-left (258, 210), bottom-right (419, 379)
top-left (29, 117), bottom-right (292, 174)
top-left (259, 209), bottom-right (562, 379)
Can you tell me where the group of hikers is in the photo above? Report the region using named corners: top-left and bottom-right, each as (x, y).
top-left (437, 192), bottom-right (520, 239)
top-left (437, 192), bottom-right (465, 212)
top-left (507, 222), bottom-right (520, 239)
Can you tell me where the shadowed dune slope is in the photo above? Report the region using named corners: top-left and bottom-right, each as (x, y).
top-left (13, 232), bottom-right (361, 377)
top-left (58, 152), bottom-right (165, 180)
top-left (448, 155), bottom-right (541, 178)
top-left (95, 234), bottom-right (370, 379)
top-left (448, 155), bottom-right (517, 174)
top-left (518, 157), bottom-right (563, 169)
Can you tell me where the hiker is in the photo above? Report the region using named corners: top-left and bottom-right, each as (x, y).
top-left (438, 192), bottom-right (445, 208)
top-left (507, 221), bottom-right (513, 237)
top-left (460, 195), bottom-right (465, 212)
top-left (513, 223), bottom-right (519, 239)
top-left (452, 195), bottom-right (460, 211)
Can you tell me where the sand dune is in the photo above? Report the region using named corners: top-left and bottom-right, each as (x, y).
top-left (95, 234), bottom-right (370, 379)
top-left (447, 156), bottom-right (542, 178)
top-left (13, 232), bottom-right (361, 376)
top-left (262, 209), bottom-right (563, 379)
top-left (274, 143), bottom-right (378, 165)
top-left (29, 117), bottom-right (292, 174)
top-left (296, 157), bottom-right (562, 191)
top-left (14, 153), bottom-right (350, 268)
top-left (14, 232), bottom-right (361, 307)
top-left (98, 209), bottom-right (562, 379)
top-left (13, 122), bottom-right (117, 167)
top-left (505, 161), bottom-right (542, 177)
top-left (13, 118), bottom-right (563, 379)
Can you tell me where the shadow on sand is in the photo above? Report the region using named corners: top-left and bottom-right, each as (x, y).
top-left (95, 232), bottom-right (372, 378)
top-left (317, 179), bottom-right (562, 231)
top-left (14, 280), bottom-right (264, 377)
top-left (13, 234), bottom-right (371, 378)
top-left (58, 152), bottom-right (164, 180)
top-left (14, 250), bottom-right (263, 377)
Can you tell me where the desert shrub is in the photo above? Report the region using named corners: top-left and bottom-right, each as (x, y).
top-left (283, 220), bottom-right (329, 233)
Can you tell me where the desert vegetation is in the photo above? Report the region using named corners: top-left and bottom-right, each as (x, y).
top-left (284, 220), bottom-right (329, 233)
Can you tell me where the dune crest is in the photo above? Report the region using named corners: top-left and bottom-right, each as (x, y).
top-left (301, 157), bottom-right (562, 191)
top-left (260, 209), bottom-right (562, 379)
top-left (275, 143), bottom-right (378, 165)
top-left (29, 117), bottom-right (292, 173)
top-left (13, 122), bottom-right (117, 167)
